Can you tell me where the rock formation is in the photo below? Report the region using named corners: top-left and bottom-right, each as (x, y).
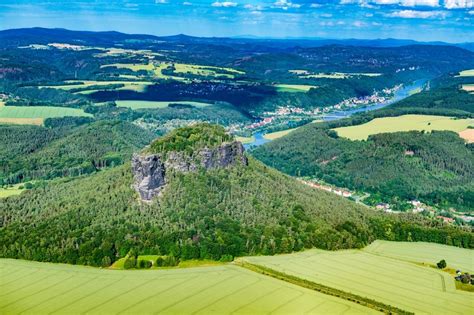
top-left (132, 141), bottom-right (247, 201)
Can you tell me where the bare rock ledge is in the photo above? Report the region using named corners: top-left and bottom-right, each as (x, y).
top-left (132, 141), bottom-right (248, 202)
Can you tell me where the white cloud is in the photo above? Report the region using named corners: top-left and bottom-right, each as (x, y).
top-left (341, 0), bottom-right (453, 7)
top-left (155, 0), bottom-right (168, 3)
top-left (310, 3), bottom-right (322, 7)
top-left (244, 4), bottom-right (263, 10)
top-left (353, 20), bottom-right (367, 26)
top-left (388, 9), bottom-right (447, 17)
top-left (444, 0), bottom-right (473, 9)
top-left (273, 0), bottom-right (301, 10)
top-left (183, 1), bottom-right (193, 5)
top-left (469, 9), bottom-right (474, 13)
top-left (211, 1), bottom-right (238, 7)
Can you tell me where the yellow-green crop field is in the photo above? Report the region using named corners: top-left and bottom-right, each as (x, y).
top-left (458, 69), bottom-right (474, 77)
top-left (101, 62), bottom-right (243, 80)
top-left (243, 241), bottom-right (474, 314)
top-left (365, 240), bottom-right (474, 273)
top-left (41, 80), bottom-right (154, 93)
top-left (0, 184), bottom-right (26, 199)
top-left (333, 114), bottom-right (473, 140)
top-left (0, 106), bottom-right (91, 125)
top-left (263, 128), bottom-right (299, 140)
top-left (274, 84), bottom-right (317, 93)
top-left (0, 259), bottom-right (375, 315)
top-left (235, 135), bottom-right (255, 144)
top-left (115, 100), bottom-right (212, 110)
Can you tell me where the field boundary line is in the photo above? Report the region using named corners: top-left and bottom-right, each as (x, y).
top-left (235, 260), bottom-right (413, 315)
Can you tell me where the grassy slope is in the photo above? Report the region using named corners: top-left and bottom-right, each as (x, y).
top-left (0, 259), bottom-right (376, 315)
top-left (243, 243), bottom-right (474, 314)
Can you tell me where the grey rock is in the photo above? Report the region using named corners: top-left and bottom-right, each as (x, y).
top-left (131, 141), bottom-right (247, 202)
top-left (131, 153), bottom-right (166, 202)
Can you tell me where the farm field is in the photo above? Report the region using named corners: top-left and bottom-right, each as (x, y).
top-left (235, 135), bottom-right (255, 144)
top-left (115, 100), bottom-right (212, 110)
top-left (274, 84), bottom-right (316, 93)
top-left (459, 129), bottom-right (474, 143)
top-left (333, 114), bottom-right (473, 140)
top-left (0, 106), bottom-right (91, 125)
top-left (102, 62), bottom-right (243, 80)
top-left (0, 184), bottom-right (26, 199)
top-left (263, 128), bottom-right (299, 140)
top-left (458, 69), bottom-right (474, 77)
top-left (461, 84), bottom-right (474, 93)
top-left (364, 240), bottom-right (474, 273)
top-left (0, 259), bottom-right (376, 315)
top-left (41, 80), bottom-right (155, 93)
top-left (243, 244), bottom-right (474, 314)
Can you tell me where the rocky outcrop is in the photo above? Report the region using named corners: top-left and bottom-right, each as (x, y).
top-left (132, 141), bottom-right (247, 202)
top-left (131, 154), bottom-right (166, 201)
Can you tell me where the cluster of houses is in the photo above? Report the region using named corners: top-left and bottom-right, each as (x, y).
top-left (395, 66), bottom-right (419, 73)
top-left (245, 117), bottom-right (275, 130)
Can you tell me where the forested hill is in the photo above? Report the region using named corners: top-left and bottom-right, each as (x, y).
top-left (389, 75), bottom-right (474, 114)
top-left (0, 125), bottom-right (472, 267)
top-left (0, 120), bottom-right (155, 185)
top-left (252, 127), bottom-right (474, 212)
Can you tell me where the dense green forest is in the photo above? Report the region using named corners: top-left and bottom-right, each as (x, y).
top-left (0, 121), bottom-right (155, 185)
top-left (1, 157), bottom-right (472, 267)
top-left (253, 128), bottom-right (474, 212)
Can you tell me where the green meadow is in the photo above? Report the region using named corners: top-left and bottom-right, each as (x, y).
top-left (41, 80), bottom-right (154, 93)
top-left (115, 100), bottom-right (213, 110)
top-left (243, 241), bottom-right (474, 314)
top-left (0, 259), bottom-right (375, 315)
top-left (333, 114), bottom-right (473, 140)
top-left (101, 62), bottom-right (244, 80)
top-left (0, 184), bottom-right (26, 199)
top-left (365, 240), bottom-right (474, 273)
top-left (0, 106), bottom-right (91, 125)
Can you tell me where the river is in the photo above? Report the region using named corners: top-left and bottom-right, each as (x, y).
top-left (244, 79), bottom-right (427, 148)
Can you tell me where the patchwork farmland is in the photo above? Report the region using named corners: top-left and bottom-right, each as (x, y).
top-left (243, 242), bottom-right (474, 314)
top-left (333, 114), bottom-right (473, 140)
top-left (0, 259), bottom-right (376, 315)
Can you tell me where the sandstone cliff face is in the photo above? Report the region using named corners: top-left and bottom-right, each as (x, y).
top-left (132, 141), bottom-right (247, 202)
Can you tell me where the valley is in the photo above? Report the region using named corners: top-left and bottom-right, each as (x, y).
top-left (0, 26), bottom-right (473, 315)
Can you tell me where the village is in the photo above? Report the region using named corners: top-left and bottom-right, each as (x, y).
top-left (299, 178), bottom-right (474, 227)
top-left (241, 85), bottom-right (401, 131)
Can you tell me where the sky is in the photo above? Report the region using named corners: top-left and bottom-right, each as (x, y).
top-left (0, 0), bottom-right (473, 42)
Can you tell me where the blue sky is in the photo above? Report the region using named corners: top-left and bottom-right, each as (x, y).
top-left (0, 0), bottom-right (472, 42)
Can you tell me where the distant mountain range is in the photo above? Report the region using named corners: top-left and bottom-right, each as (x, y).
top-left (1, 27), bottom-right (473, 51)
